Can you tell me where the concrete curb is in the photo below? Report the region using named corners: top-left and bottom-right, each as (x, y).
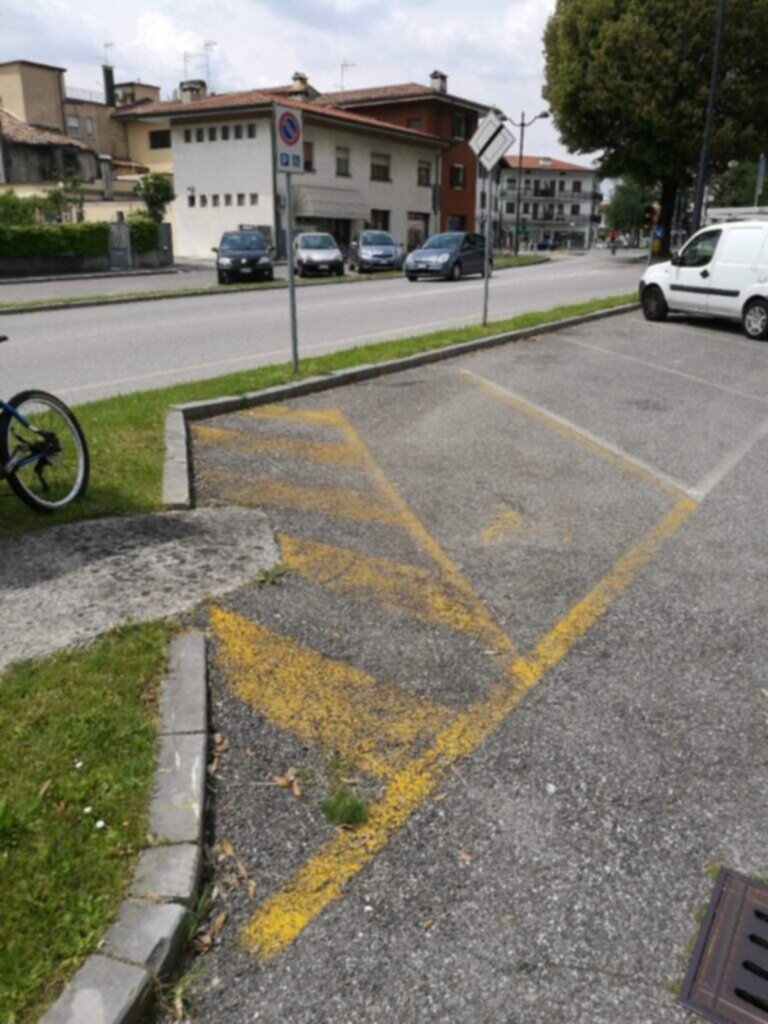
top-left (0, 268), bottom-right (182, 287)
top-left (161, 301), bottom-right (639, 511)
top-left (0, 257), bottom-right (551, 317)
top-left (39, 633), bottom-right (208, 1024)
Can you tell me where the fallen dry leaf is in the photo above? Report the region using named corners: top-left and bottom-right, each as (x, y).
top-left (433, 793), bottom-right (446, 803)
top-left (193, 932), bottom-right (213, 954)
top-left (272, 775), bottom-right (293, 788)
top-left (458, 849), bottom-right (473, 863)
top-left (219, 839), bottom-right (235, 860)
top-left (235, 858), bottom-right (249, 881)
top-left (39, 779), bottom-right (53, 798)
top-left (421, 916), bottom-right (434, 930)
top-left (210, 912), bottom-right (227, 938)
top-left (247, 879), bottom-right (258, 900)
top-left (291, 779), bottom-right (302, 798)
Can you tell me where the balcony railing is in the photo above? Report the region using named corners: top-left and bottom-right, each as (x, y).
top-left (501, 213), bottom-right (599, 226)
top-left (501, 187), bottom-right (602, 202)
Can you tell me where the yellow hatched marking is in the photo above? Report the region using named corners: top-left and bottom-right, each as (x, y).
top-left (481, 505), bottom-right (538, 545)
top-left (194, 424), bottom-right (364, 467)
top-left (201, 468), bottom-right (402, 526)
top-left (279, 533), bottom-right (505, 645)
top-left (245, 405), bottom-right (348, 427)
top-left (210, 606), bottom-right (456, 780)
top-left (241, 498), bottom-right (696, 958)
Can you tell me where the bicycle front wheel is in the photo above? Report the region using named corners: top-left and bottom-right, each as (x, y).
top-left (1, 390), bottom-right (89, 513)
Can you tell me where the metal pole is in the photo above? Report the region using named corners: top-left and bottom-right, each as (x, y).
top-left (692, 0), bottom-right (726, 231)
top-left (513, 115), bottom-right (525, 256)
top-left (284, 174), bottom-right (299, 372)
top-left (754, 153), bottom-right (766, 207)
top-left (483, 169), bottom-right (493, 325)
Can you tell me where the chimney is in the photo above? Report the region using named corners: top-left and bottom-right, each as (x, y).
top-left (430, 70), bottom-right (448, 94)
top-left (291, 71), bottom-right (309, 95)
top-left (99, 154), bottom-right (113, 200)
top-left (103, 64), bottom-right (116, 107)
top-left (179, 79), bottom-right (207, 104)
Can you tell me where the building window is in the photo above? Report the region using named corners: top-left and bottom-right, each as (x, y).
top-left (250, 193), bottom-right (258, 205)
top-left (85, 116), bottom-right (94, 137)
top-left (208, 126), bottom-right (217, 141)
top-left (407, 116), bottom-right (423, 129)
top-left (370, 209), bottom-right (390, 230)
top-left (450, 164), bottom-right (465, 189)
top-left (480, 191), bottom-right (486, 209)
top-left (247, 123), bottom-right (256, 138)
top-left (196, 128), bottom-right (204, 142)
top-left (572, 180), bottom-right (582, 193)
top-left (212, 194), bottom-right (220, 207)
top-left (571, 204), bottom-right (580, 215)
top-left (200, 195), bottom-right (208, 207)
top-left (225, 194), bottom-right (232, 206)
top-left (506, 201), bottom-right (515, 214)
top-left (371, 153), bottom-right (391, 182)
top-left (303, 141), bottom-right (315, 172)
top-left (234, 124), bottom-right (243, 140)
top-left (417, 160), bottom-right (431, 187)
top-left (523, 202), bottom-right (530, 214)
top-left (149, 129), bottom-right (171, 150)
top-left (184, 129), bottom-right (192, 143)
top-left (336, 146), bottom-right (350, 177)
top-left (221, 126), bottom-right (230, 140)
top-left (66, 114), bottom-right (80, 138)
top-left (188, 194), bottom-right (196, 208)
top-left (237, 193), bottom-right (245, 206)
top-left (452, 113), bottom-right (467, 139)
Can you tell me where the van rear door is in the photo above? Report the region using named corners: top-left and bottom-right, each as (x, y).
top-left (707, 225), bottom-right (766, 317)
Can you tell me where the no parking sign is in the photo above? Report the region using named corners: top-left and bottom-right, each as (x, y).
top-left (274, 104), bottom-right (303, 175)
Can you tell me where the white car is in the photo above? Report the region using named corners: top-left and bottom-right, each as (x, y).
top-left (639, 219), bottom-right (768, 341)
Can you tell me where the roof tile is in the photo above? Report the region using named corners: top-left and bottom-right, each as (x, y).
top-left (0, 108), bottom-right (94, 152)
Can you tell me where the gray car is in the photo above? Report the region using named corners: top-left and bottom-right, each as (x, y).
top-left (348, 230), bottom-right (402, 272)
top-left (293, 233), bottom-right (344, 277)
top-left (404, 231), bottom-right (491, 282)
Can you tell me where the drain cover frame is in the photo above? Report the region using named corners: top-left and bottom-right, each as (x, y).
top-left (680, 868), bottom-right (768, 1023)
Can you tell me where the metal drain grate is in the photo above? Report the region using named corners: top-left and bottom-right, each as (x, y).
top-left (681, 869), bottom-right (768, 1023)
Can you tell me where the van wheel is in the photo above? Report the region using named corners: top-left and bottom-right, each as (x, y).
top-left (641, 285), bottom-right (668, 322)
top-left (743, 298), bottom-right (768, 341)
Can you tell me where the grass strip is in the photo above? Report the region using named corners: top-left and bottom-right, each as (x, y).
top-left (0, 256), bottom-right (546, 313)
top-left (0, 620), bottom-right (173, 1024)
top-left (0, 292), bottom-right (635, 536)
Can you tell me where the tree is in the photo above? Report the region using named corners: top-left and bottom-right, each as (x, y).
top-left (604, 177), bottom-right (654, 244)
top-left (710, 160), bottom-right (768, 207)
top-left (0, 191), bottom-right (38, 226)
top-left (135, 173), bottom-right (175, 224)
top-left (543, 0), bottom-right (768, 255)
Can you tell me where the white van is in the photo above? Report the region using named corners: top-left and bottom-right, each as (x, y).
top-left (639, 219), bottom-right (768, 340)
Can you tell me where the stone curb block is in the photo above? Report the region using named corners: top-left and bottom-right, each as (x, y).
top-left (39, 633), bottom-right (207, 1024)
top-left (162, 409), bottom-right (191, 510)
top-left (162, 302), bottom-right (639, 509)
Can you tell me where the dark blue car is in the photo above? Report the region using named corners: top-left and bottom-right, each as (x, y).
top-left (404, 232), bottom-right (492, 282)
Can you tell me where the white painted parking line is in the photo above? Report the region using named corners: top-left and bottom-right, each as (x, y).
top-left (557, 334), bottom-right (768, 407)
top-left (693, 413), bottom-right (768, 498)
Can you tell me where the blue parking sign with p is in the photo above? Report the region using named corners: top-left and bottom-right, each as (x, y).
top-left (292, 154), bottom-right (301, 169)
top-left (280, 153), bottom-right (289, 168)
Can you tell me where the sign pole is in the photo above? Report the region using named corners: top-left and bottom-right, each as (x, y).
top-left (284, 176), bottom-right (299, 372)
top-left (482, 170), bottom-right (493, 326)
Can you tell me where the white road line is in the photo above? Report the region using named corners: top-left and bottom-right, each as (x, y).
top-left (460, 368), bottom-right (698, 500)
top-left (557, 334), bottom-right (768, 407)
top-left (693, 414), bottom-right (768, 498)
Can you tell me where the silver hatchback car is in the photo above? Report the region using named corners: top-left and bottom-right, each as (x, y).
top-left (293, 232), bottom-right (345, 277)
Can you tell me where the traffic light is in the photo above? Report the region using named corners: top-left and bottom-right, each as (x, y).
top-left (643, 204), bottom-right (657, 231)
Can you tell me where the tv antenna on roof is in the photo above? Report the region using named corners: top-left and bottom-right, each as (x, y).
top-left (336, 60), bottom-right (356, 91)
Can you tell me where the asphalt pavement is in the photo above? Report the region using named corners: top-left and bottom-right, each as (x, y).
top-left (0, 251), bottom-right (639, 403)
top-left (168, 310), bottom-right (768, 1023)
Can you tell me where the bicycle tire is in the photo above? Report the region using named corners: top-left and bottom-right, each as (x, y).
top-left (0, 390), bottom-right (89, 513)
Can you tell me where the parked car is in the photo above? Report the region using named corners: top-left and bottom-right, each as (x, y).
top-left (536, 238), bottom-right (560, 251)
top-left (293, 232), bottom-right (344, 277)
top-left (404, 232), bottom-right (492, 282)
top-left (348, 230), bottom-right (402, 272)
top-left (213, 230), bottom-right (274, 284)
top-left (639, 220), bottom-right (768, 341)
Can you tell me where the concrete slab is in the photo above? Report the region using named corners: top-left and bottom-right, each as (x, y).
top-left (129, 844), bottom-right (201, 905)
top-left (37, 955), bottom-right (151, 1024)
top-left (161, 633), bottom-right (207, 735)
top-left (148, 733), bottom-right (207, 845)
top-left (101, 899), bottom-right (188, 977)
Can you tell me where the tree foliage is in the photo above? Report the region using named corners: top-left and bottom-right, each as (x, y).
top-left (604, 177), bottom-right (654, 240)
top-left (543, 0), bottom-right (768, 251)
top-left (135, 173), bottom-right (175, 224)
top-left (710, 160), bottom-right (768, 207)
top-left (0, 192), bottom-right (38, 227)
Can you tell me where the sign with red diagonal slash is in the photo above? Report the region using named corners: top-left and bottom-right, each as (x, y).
top-left (274, 104), bottom-right (304, 175)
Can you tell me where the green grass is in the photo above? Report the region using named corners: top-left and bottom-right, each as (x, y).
top-left (0, 621), bottom-right (173, 1024)
top-left (322, 787), bottom-right (369, 827)
top-left (0, 256), bottom-right (544, 313)
top-left (0, 292), bottom-right (636, 537)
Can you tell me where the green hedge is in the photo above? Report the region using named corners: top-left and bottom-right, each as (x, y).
top-left (0, 223), bottom-right (110, 259)
top-left (128, 218), bottom-right (159, 254)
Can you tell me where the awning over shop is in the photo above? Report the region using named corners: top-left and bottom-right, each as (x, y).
top-left (293, 184), bottom-right (370, 220)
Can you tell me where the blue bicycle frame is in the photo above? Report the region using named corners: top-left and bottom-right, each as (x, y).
top-left (0, 397), bottom-right (45, 479)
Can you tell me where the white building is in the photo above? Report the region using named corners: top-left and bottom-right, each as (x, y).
top-left (120, 84), bottom-right (444, 258)
top-left (498, 155), bottom-right (602, 250)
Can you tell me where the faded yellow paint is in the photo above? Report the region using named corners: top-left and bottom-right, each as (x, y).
top-left (481, 505), bottom-right (538, 545)
top-left (210, 606), bottom-right (456, 779)
top-left (279, 533), bottom-right (504, 644)
top-left (245, 405), bottom-right (348, 427)
top-left (194, 424), bottom-right (364, 467)
top-left (459, 370), bottom-right (691, 501)
top-left (240, 498), bottom-right (696, 958)
top-left (201, 468), bottom-right (401, 526)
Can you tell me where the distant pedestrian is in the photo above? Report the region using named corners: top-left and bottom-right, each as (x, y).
top-left (608, 228), bottom-right (617, 256)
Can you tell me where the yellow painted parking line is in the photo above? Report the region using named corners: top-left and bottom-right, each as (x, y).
top-left (241, 495), bottom-right (697, 958)
top-left (199, 467), bottom-right (403, 526)
top-left (210, 606), bottom-right (457, 780)
top-left (481, 505), bottom-right (538, 545)
top-left (459, 368), bottom-right (695, 501)
top-left (279, 533), bottom-right (506, 645)
top-left (194, 424), bottom-right (365, 467)
top-left (245, 405), bottom-right (348, 427)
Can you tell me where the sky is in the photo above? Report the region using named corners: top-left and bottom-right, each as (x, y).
top-left (2, 0), bottom-right (597, 166)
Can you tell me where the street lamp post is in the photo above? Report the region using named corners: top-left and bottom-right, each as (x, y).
top-left (691, 0), bottom-right (726, 232)
top-left (508, 110), bottom-right (549, 256)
